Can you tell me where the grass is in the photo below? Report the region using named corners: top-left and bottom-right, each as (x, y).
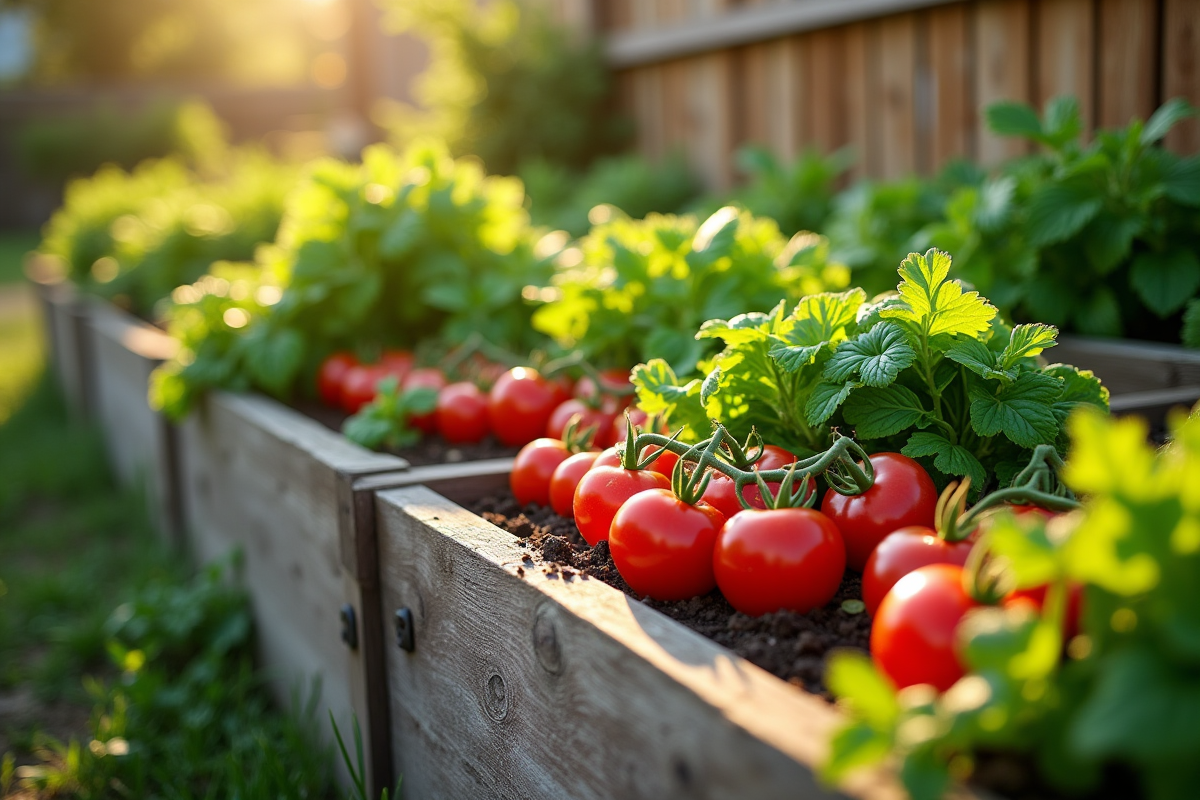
top-left (0, 231), bottom-right (39, 286)
top-left (0, 315), bottom-right (336, 796)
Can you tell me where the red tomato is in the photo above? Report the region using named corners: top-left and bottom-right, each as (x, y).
top-left (713, 507), bottom-right (846, 615)
top-left (341, 363), bottom-right (390, 414)
top-left (701, 447), bottom-right (811, 519)
top-left (317, 352), bottom-right (356, 407)
top-left (1005, 582), bottom-right (1083, 640)
top-left (402, 368), bottom-right (448, 435)
top-left (545, 399), bottom-right (617, 447)
top-left (573, 466), bottom-right (670, 546)
top-left (511, 438), bottom-right (572, 506)
top-left (380, 349), bottom-right (415, 382)
top-left (549, 451), bottom-right (600, 517)
top-left (436, 382), bottom-right (489, 444)
top-left (821, 453), bottom-right (937, 571)
top-left (575, 369), bottom-right (633, 411)
top-left (861, 526), bottom-right (974, 616)
top-left (592, 447), bottom-right (623, 470)
top-left (488, 368), bottom-right (562, 447)
top-left (609, 489), bottom-right (725, 600)
top-left (871, 563), bottom-right (977, 691)
top-left (641, 445), bottom-right (680, 478)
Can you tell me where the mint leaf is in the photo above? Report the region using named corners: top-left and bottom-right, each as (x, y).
top-left (902, 432), bottom-right (987, 488)
top-left (1184, 300), bottom-right (1200, 349)
top-left (1083, 214), bottom-right (1142, 275)
top-left (1000, 323), bottom-right (1058, 368)
top-left (1130, 249), bottom-right (1200, 317)
top-left (805, 381), bottom-right (856, 426)
top-left (631, 359), bottom-right (709, 441)
top-left (882, 249), bottom-right (997, 338)
top-left (1141, 97), bottom-right (1197, 145)
top-left (769, 288), bottom-right (865, 372)
top-left (969, 372), bottom-right (1063, 448)
top-left (1025, 183), bottom-right (1103, 247)
top-left (946, 337), bottom-right (1012, 381)
top-left (1164, 156), bottom-right (1200, 207)
top-left (1044, 363), bottom-right (1109, 421)
top-left (986, 101), bottom-right (1043, 140)
top-left (824, 322), bottom-right (916, 387)
top-left (700, 366), bottom-right (721, 404)
top-left (843, 384), bottom-right (932, 439)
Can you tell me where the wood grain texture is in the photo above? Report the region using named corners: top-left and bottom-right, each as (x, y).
top-left (1163, 0), bottom-right (1200, 153)
top-left (843, 22), bottom-right (872, 179)
top-left (927, 3), bottom-right (974, 168)
top-left (375, 483), bottom-right (910, 800)
top-left (1097, 0), bottom-right (1157, 129)
top-left (684, 50), bottom-right (736, 190)
top-left (41, 282), bottom-right (90, 418)
top-left (1053, 336), bottom-right (1200, 396)
top-left (1035, 0), bottom-right (1094, 129)
top-left (177, 391), bottom-right (408, 790)
top-left (875, 13), bottom-right (919, 178)
top-left (85, 300), bottom-right (180, 540)
top-left (975, 0), bottom-right (1032, 165)
top-left (803, 27), bottom-right (847, 156)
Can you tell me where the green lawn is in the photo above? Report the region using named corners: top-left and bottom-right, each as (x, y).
top-left (0, 231), bottom-right (39, 286)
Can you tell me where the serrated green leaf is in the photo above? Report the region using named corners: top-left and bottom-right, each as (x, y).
top-left (1130, 249), bottom-right (1200, 317)
top-left (696, 312), bottom-right (774, 346)
top-left (969, 371), bottom-right (1063, 448)
top-left (1083, 214), bottom-right (1142, 275)
top-left (700, 366), bottom-right (722, 404)
top-left (1044, 363), bottom-right (1109, 421)
top-left (805, 381), bottom-right (857, 426)
top-left (1043, 95), bottom-right (1083, 147)
top-left (823, 322), bottom-right (916, 387)
top-left (882, 249), bottom-right (997, 338)
top-left (1141, 98), bottom-right (1197, 145)
top-left (986, 101), bottom-right (1044, 140)
top-left (342, 413), bottom-right (392, 450)
top-left (1025, 184), bottom-right (1103, 248)
top-left (768, 288), bottom-right (866, 372)
top-left (843, 385), bottom-right (932, 439)
top-left (946, 337), bottom-right (1012, 382)
top-left (1000, 323), bottom-right (1058, 368)
top-left (902, 432), bottom-right (987, 488)
top-left (631, 359), bottom-right (709, 441)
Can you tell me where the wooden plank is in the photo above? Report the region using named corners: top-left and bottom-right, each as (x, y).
top-left (740, 41), bottom-right (772, 152)
top-left (875, 13), bottom-right (919, 178)
top-left (803, 27), bottom-right (847, 156)
top-left (604, 0), bottom-right (962, 68)
top-left (631, 66), bottom-right (667, 161)
top-left (375, 483), bottom-right (911, 800)
top-left (1108, 385), bottom-right (1200, 428)
top-left (975, 0), bottom-right (1032, 165)
top-left (85, 300), bottom-right (181, 541)
top-left (36, 281), bottom-right (91, 418)
top-left (177, 390), bottom-right (408, 792)
top-left (1035, 0), bottom-right (1095, 131)
top-left (1163, 0), bottom-right (1200, 153)
top-left (927, 2), bottom-right (974, 168)
top-left (1052, 335), bottom-right (1200, 396)
top-left (684, 50), bottom-right (736, 190)
top-left (1097, 0), bottom-right (1158, 129)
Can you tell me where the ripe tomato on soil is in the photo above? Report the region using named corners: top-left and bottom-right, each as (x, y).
top-left (545, 399), bottom-right (617, 447)
top-left (488, 368), bottom-right (562, 447)
top-left (701, 446), bottom-right (811, 519)
top-left (609, 489), bottom-right (725, 601)
top-left (575, 369), bottom-right (633, 412)
top-left (591, 447), bottom-right (623, 470)
top-left (573, 466), bottom-right (670, 545)
top-left (549, 451), bottom-right (600, 517)
top-left (380, 349), bottom-right (415, 382)
top-left (317, 352), bottom-right (356, 407)
top-left (511, 438), bottom-right (573, 506)
top-left (861, 526), bottom-right (973, 616)
top-left (340, 363), bottom-right (389, 414)
top-left (435, 382), bottom-right (489, 444)
top-left (402, 368), bottom-right (448, 434)
top-left (1005, 582), bottom-right (1084, 640)
top-left (871, 563), bottom-right (977, 691)
top-left (821, 453), bottom-right (937, 571)
top-left (713, 507), bottom-right (845, 616)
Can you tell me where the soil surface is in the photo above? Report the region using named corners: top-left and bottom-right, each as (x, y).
top-left (469, 490), bottom-right (870, 698)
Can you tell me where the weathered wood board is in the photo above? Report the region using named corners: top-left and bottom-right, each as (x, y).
top-left (374, 480), bottom-right (910, 800)
top-left (83, 300), bottom-right (181, 540)
top-left (177, 390), bottom-right (410, 791)
top-left (1053, 336), bottom-right (1200, 398)
top-left (32, 279), bottom-right (92, 417)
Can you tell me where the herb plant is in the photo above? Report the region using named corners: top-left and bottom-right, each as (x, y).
top-left (532, 206), bottom-right (849, 375)
top-left (824, 406), bottom-right (1200, 800)
top-left (633, 249), bottom-right (1108, 489)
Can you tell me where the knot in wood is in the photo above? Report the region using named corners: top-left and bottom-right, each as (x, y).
top-left (484, 670), bottom-right (509, 721)
top-left (532, 607), bottom-right (563, 675)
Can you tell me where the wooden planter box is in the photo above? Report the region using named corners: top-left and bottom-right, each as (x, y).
top-left (30, 278), bottom-right (92, 417)
top-left (1054, 336), bottom-right (1200, 398)
top-left (177, 390), bottom-right (413, 790)
top-left (83, 299), bottom-right (182, 540)
top-left (371, 470), bottom-right (902, 800)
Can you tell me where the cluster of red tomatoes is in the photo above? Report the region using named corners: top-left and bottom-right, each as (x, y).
top-left (509, 435), bottom-right (1076, 695)
top-left (318, 352), bottom-right (641, 448)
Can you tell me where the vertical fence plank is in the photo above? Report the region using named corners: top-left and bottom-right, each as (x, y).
top-left (1097, 0), bottom-right (1158, 128)
top-left (1163, 0), bottom-right (1200, 153)
top-left (741, 43), bottom-right (771, 150)
top-left (1035, 0), bottom-right (1095, 129)
top-left (803, 27), bottom-right (846, 157)
top-left (928, 3), bottom-right (974, 170)
top-left (876, 13), bottom-right (918, 178)
top-left (976, 0), bottom-right (1033, 165)
top-left (764, 37), bottom-right (802, 161)
top-left (843, 22), bottom-right (872, 179)
top-left (685, 50), bottom-right (736, 190)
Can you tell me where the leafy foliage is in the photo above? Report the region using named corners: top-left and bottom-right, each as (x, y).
top-left (922, 96), bottom-right (1200, 342)
top-left (824, 407), bottom-right (1200, 800)
top-left (152, 140), bottom-right (554, 418)
top-left (711, 145), bottom-right (851, 238)
top-left (342, 379), bottom-right (438, 450)
top-left (634, 249), bottom-right (1108, 487)
top-left (533, 206), bottom-right (849, 375)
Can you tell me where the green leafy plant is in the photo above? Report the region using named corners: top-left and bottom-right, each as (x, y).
top-left (151, 139), bottom-right (555, 419)
top-left (634, 249), bottom-right (1108, 489)
top-left (719, 145), bottom-right (851, 237)
top-left (824, 406), bottom-right (1200, 800)
top-left (343, 379), bottom-right (438, 450)
top-left (532, 206), bottom-right (849, 377)
top-left (922, 96), bottom-right (1200, 341)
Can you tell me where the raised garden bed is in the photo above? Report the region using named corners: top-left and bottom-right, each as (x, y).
top-left (29, 276), bottom-right (92, 417)
top-left (1053, 336), bottom-right (1200, 399)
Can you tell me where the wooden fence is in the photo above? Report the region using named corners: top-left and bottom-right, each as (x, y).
top-left (592, 0), bottom-right (1200, 190)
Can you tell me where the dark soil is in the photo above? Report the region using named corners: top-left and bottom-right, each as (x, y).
top-left (469, 490), bottom-right (870, 698)
top-left (291, 399), bottom-right (519, 466)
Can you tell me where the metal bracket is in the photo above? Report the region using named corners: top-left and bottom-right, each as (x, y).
top-left (394, 607), bottom-right (414, 652)
top-left (340, 603), bottom-right (358, 650)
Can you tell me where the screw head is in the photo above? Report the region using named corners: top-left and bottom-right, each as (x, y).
top-left (340, 604), bottom-right (358, 650)
top-left (394, 607), bottom-right (414, 652)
